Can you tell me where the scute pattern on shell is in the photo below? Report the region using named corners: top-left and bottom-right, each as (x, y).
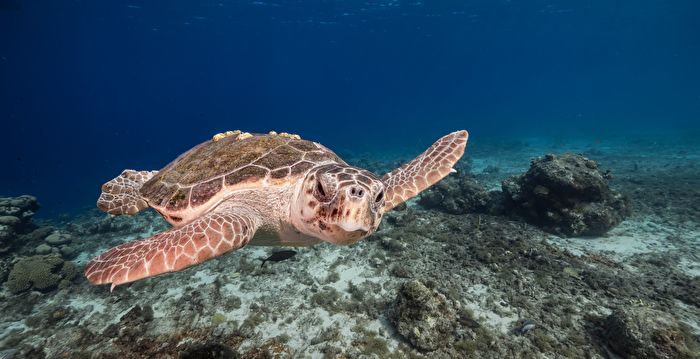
top-left (139, 134), bottom-right (344, 210)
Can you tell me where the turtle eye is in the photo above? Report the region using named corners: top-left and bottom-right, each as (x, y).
top-left (375, 190), bottom-right (384, 203)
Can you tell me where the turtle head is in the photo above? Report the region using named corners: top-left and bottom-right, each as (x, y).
top-left (292, 164), bottom-right (385, 245)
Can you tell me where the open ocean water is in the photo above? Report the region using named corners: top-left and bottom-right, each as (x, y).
top-left (1, 1), bottom-right (699, 358)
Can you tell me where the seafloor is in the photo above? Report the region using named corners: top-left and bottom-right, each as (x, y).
top-left (0, 135), bottom-right (699, 358)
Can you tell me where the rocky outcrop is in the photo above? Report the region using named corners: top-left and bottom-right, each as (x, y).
top-left (0, 257), bottom-right (11, 284)
top-left (66, 209), bottom-right (161, 236)
top-left (0, 195), bottom-right (39, 223)
top-left (418, 176), bottom-right (504, 215)
top-left (502, 154), bottom-right (629, 236)
top-left (45, 232), bottom-right (72, 246)
top-left (388, 280), bottom-right (458, 351)
top-left (0, 195), bottom-right (40, 253)
top-left (603, 307), bottom-right (699, 359)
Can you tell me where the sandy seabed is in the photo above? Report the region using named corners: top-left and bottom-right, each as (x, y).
top-left (0, 135), bottom-right (698, 358)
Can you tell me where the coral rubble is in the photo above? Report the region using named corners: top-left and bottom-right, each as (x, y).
top-left (388, 280), bottom-right (458, 351)
top-left (418, 176), bottom-right (503, 215)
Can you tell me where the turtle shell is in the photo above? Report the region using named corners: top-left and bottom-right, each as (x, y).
top-left (139, 134), bottom-right (344, 211)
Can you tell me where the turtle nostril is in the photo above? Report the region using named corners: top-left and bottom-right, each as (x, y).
top-left (349, 186), bottom-right (364, 198)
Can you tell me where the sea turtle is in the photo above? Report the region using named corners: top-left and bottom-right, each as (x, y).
top-left (85, 130), bottom-right (469, 290)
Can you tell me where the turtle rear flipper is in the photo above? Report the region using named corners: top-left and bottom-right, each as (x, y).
top-left (382, 130), bottom-right (468, 211)
top-left (97, 169), bottom-right (157, 215)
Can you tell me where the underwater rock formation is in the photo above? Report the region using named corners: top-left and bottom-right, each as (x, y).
top-left (502, 153), bottom-right (629, 236)
top-left (0, 258), bottom-right (10, 284)
top-left (35, 243), bottom-right (53, 255)
top-left (37, 231), bottom-right (79, 260)
top-left (0, 195), bottom-right (39, 223)
top-left (45, 231), bottom-right (72, 245)
top-left (388, 280), bottom-right (458, 351)
top-left (66, 209), bottom-right (164, 236)
top-left (418, 176), bottom-right (503, 215)
top-left (603, 307), bottom-right (699, 359)
top-left (5, 254), bottom-right (77, 294)
top-left (0, 195), bottom-right (40, 253)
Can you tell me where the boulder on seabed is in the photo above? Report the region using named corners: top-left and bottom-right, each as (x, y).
top-left (45, 232), bottom-right (72, 246)
top-left (603, 307), bottom-right (699, 359)
top-left (502, 153), bottom-right (629, 237)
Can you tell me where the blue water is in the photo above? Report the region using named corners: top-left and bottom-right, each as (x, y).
top-left (1, 0), bottom-right (699, 216)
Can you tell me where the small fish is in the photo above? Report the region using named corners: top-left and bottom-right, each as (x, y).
top-left (259, 250), bottom-right (297, 268)
top-left (0, 349), bottom-right (18, 359)
top-left (512, 319), bottom-right (536, 335)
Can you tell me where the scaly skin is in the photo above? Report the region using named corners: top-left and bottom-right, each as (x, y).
top-left (85, 130), bottom-right (469, 290)
top-left (97, 170), bottom-right (157, 215)
top-left (382, 130), bottom-right (468, 211)
top-left (85, 203), bottom-right (259, 291)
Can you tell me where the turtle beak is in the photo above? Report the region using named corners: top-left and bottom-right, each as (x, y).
top-left (337, 221), bottom-right (370, 234)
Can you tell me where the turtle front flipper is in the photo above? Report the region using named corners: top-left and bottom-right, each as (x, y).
top-left (97, 169), bottom-right (158, 215)
top-left (382, 130), bottom-right (469, 211)
top-left (85, 204), bottom-right (260, 291)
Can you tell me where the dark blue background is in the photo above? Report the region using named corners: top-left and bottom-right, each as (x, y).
top-left (1, 0), bottom-right (699, 216)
